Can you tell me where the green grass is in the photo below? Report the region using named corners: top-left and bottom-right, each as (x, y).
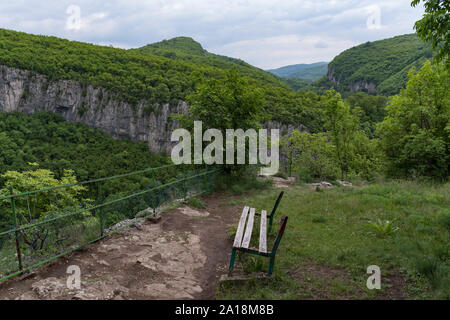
top-left (218, 181), bottom-right (450, 299)
top-left (187, 196), bottom-right (206, 209)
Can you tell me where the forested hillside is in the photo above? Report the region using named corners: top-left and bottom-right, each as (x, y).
top-left (0, 29), bottom-right (325, 129)
top-left (0, 111), bottom-right (173, 191)
top-left (324, 34), bottom-right (433, 96)
top-left (134, 36), bottom-right (279, 85)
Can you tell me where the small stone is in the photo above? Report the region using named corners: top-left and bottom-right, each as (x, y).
top-left (98, 260), bottom-right (110, 267)
top-left (147, 215), bottom-right (162, 223)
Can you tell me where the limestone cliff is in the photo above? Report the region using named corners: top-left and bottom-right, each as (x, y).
top-left (0, 65), bottom-right (305, 154)
top-left (327, 67), bottom-right (377, 94)
top-left (0, 65), bottom-right (189, 153)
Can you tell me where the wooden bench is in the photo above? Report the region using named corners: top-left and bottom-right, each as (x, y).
top-left (228, 191), bottom-right (287, 275)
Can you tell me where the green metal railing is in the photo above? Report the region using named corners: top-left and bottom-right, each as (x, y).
top-left (0, 164), bottom-right (221, 281)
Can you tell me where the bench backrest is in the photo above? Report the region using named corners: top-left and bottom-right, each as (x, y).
top-left (269, 191), bottom-right (284, 218)
top-left (271, 216), bottom-right (288, 254)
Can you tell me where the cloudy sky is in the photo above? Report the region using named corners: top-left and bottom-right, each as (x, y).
top-left (0, 0), bottom-right (425, 69)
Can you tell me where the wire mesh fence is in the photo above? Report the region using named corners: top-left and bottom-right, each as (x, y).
top-left (0, 164), bottom-right (221, 281)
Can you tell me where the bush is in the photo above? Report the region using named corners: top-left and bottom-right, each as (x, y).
top-left (187, 197), bottom-right (205, 209)
top-left (214, 168), bottom-right (273, 195)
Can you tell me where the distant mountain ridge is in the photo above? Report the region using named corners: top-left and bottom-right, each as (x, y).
top-left (133, 36), bottom-right (279, 85)
top-left (324, 34), bottom-right (433, 96)
top-left (267, 62), bottom-right (328, 80)
top-left (140, 36), bottom-right (208, 56)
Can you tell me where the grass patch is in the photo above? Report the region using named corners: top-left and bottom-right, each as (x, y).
top-left (187, 196), bottom-right (206, 209)
top-left (214, 169), bottom-right (273, 196)
top-left (218, 181), bottom-right (450, 299)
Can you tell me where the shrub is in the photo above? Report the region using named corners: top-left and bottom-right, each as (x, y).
top-left (187, 196), bottom-right (205, 209)
top-left (366, 219), bottom-right (399, 237)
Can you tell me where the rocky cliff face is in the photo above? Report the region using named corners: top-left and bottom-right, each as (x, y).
top-left (0, 65), bottom-right (188, 153)
top-left (0, 65), bottom-right (306, 154)
top-left (348, 80), bottom-right (376, 94)
top-left (327, 67), bottom-right (377, 94)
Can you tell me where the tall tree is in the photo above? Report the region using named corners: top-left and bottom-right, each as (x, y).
top-left (323, 90), bottom-right (359, 178)
top-left (412, 0), bottom-right (450, 66)
top-left (175, 71), bottom-right (266, 173)
top-left (184, 71), bottom-right (265, 131)
top-left (377, 61), bottom-right (450, 179)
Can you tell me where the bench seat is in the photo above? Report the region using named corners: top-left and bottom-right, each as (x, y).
top-left (228, 192), bottom-right (287, 275)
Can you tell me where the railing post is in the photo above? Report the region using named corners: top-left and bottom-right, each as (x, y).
top-left (97, 182), bottom-right (104, 236)
top-left (10, 188), bottom-right (23, 273)
top-left (196, 174), bottom-right (202, 195)
top-left (182, 174), bottom-right (188, 200)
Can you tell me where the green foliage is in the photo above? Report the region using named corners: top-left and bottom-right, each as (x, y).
top-left (175, 71), bottom-right (266, 173)
top-left (0, 165), bottom-right (88, 251)
top-left (326, 34), bottom-right (434, 96)
top-left (366, 219), bottom-right (399, 237)
top-left (281, 90), bottom-right (382, 181)
top-left (323, 90), bottom-right (381, 180)
top-left (0, 29), bottom-right (197, 105)
top-left (377, 61), bottom-right (450, 179)
top-left (311, 215), bottom-right (327, 223)
top-left (214, 167), bottom-right (273, 195)
top-left (282, 130), bottom-right (339, 181)
top-left (0, 29), bottom-right (328, 132)
top-left (0, 111), bottom-right (174, 196)
top-left (135, 37), bottom-right (283, 87)
top-left (345, 92), bottom-right (388, 138)
top-left (323, 90), bottom-right (359, 178)
top-left (0, 111), bottom-right (190, 256)
top-left (411, 0), bottom-right (450, 67)
top-left (242, 255), bottom-right (267, 274)
top-left (141, 37), bottom-right (207, 56)
top-left (183, 71), bottom-right (266, 131)
top-left (279, 77), bottom-right (312, 91)
top-left (219, 182), bottom-right (450, 299)
top-left (0, 165), bottom-right (87, 220)
top-left (187, 197), bottom-right (205, 209)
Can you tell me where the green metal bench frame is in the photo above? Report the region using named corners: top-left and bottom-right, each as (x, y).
top-left (228, 192), bottom-right (287, 275)
top-left (266, 191), bottom-right (284, 233)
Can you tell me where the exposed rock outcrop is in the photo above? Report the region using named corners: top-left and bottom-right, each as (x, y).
top-left (0, 65), bottom-right (306, 154)
top-left (349, 80), bottom-right (376, 94)
top-left (327, 67), bottom-right (377, 94)
top-left (0, 65), bottom-right (187, 153)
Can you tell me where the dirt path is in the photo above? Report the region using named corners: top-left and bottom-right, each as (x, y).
top-left (0, 193), bottom-right (242, 300)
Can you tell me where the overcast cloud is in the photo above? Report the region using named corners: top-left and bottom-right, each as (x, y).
top-left (0, 0), bottom-right (425, 69)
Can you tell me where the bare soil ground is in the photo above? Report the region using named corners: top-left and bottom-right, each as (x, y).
top-left (0, 193), bottom-right (242, 300)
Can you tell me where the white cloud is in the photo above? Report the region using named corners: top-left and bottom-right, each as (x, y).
top-left (0, 0), bottom-right (425, 68)
top-left (215, 34), bottom-right (357, 69)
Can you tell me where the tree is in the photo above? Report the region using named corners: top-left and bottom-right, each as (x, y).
top-left (184, 71), bottom-right (266, 131)
top-left (377, 61), bottom-right (450, 179)
top-left (346, 92), bottom-right (388, 138)
top-left (175, 71), bottom-right (266, 173)
top-left (0, 164), bottom-right (88, 252)
top-left (412, 0), bottom-right (450, 66)
top-left (285, 130), bottom-right (339, 181)
top-left (323, 90), bottom-right (359, 178)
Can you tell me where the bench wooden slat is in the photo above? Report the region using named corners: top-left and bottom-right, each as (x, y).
top-left (241, 208), bottom-right (255, 249)
top-left (229, 193), bottom-right (287, 276)
top-left (233, 206), bottom-right (249, 248)
top-left (259, 210), bottom-right (267, 253)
